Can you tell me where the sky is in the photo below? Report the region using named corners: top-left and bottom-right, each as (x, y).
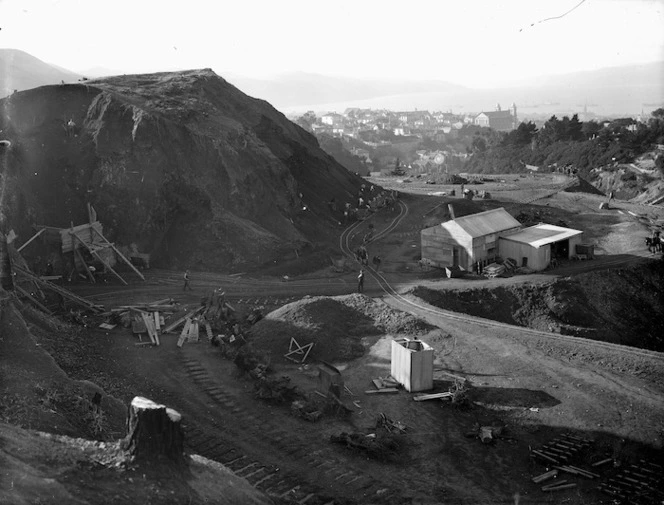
top-left (1, 0), bottom-right (663, 88)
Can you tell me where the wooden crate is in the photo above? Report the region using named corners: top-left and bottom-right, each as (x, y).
top-left (390, 338), bottom-right (434, 392)
top-left (318, 361), bottom-right (344, 398)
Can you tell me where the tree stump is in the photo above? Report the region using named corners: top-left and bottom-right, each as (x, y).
top-left (122, 396), bottom-right (185, 465)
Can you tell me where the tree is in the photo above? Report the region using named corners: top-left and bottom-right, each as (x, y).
top-left (567, 114), bottom-right (583, 141)
top-left (656, 154), bottom-right (664, 175)
top-left (391, 157), bottom-right (406, 176)
top-left (503, 121), bottom-right (538, 146)
top-left (581, 120), bottom-right (601, 140)
top-left (471, 136), bottom-right (487, 152)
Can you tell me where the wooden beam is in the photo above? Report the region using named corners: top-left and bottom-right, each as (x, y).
top-left (91, 249), bottom-right (127, 285)
top-left (71, 230), bottom-right (128, 286)
top-left (72, 238), bottom-right (95, 283)
top-left (163, 306), bottom-right (205, 333)
top-left (13, 265), bottom-right (103, 312)
top-left (91, 227), bottom-right (145, 281)
top-left (15, 285), bottom-right (53, 314)
top-left (17, 228), bottom-right (45, 253)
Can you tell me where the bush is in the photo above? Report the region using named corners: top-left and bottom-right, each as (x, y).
top-left (656, 154), bottom-right (664, 174)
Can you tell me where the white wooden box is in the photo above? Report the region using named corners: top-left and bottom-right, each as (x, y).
top-left (390, 338), bottom-right (434, 392)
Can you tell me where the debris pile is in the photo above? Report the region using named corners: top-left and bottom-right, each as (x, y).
top-left (375, 413), bottom-right (406, 434)
top-left (254, 375), bottom-right (298, 403)
top-left (330, 430), bottom-right (406, 462)
top-left (109, 298), bottom-right (179, 346)
top-left (290, 399), bottom-right (322, 422)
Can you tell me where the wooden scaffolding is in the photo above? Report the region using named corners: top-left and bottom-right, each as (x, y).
top-left (33, 204), bottom-right (145, 285)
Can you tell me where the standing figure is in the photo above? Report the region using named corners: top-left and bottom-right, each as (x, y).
top-left (372, 255), bottom-right (381, 271)
top-left (357, 269), bottom-right (365, 293)
top-left (183, 270), bottom-right (192, 291)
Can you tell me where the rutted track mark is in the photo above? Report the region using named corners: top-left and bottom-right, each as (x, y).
top-left (181, 357), bottom-right (395, 504)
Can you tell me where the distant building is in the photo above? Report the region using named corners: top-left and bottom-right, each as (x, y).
top-left (474, 103), bottom-right (518, 131)
top-left (398, 111), bottom-right (432, 127)
top-left (421, 208), bottom-right (584, 272)
top-left (498, 224), bottom-right (583, 270)
top-left (321, 113), bottom-right (344, 126)
top-left (421, 208), bottom-right (522, 270)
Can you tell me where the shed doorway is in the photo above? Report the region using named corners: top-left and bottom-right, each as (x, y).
top-left (551, 239), bottom-right (570, 261)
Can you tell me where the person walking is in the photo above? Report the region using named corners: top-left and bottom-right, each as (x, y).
top-left (357, 269), bottom-right (365, 293)
top-left (183, 270), bottom-right (192, 291)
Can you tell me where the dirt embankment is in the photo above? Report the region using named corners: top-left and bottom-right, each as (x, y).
top-left (412, 261), bottom-right (664, 351)
top-left (0, 69), bottom-right (366, 272)
top-left (249, 294), bottom-right (435, 363)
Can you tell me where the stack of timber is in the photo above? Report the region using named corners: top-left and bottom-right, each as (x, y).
top-left (163, 306), bottom-right (205, 334)
top-left (365, 376), bottom-right (400, 395)
top-left (530, 433), bottom-right (592, 465)
top-left (177, 317), bottom-right (201, 348)
top-left (483, 263), bottom-right (505, 279)
top-left (598, 459), bottom-right (663, 503)
top-left (113, 298), bottom-right (178, 346)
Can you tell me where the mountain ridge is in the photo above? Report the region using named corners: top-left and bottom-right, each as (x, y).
top-left (0, 48), bottom-right (81, 97)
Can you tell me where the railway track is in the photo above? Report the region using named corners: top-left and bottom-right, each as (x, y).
top-left (179, 357), bottom-right (400, 505)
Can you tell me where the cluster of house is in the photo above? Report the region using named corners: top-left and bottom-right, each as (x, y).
top-left (421, 207), bottom-right (585, 273)
top-left (308, 103), bottom-right (518, 140)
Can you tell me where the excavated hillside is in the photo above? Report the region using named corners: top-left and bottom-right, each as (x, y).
top-left (412, 261), bottom-right (664, 352)
top-left (0, 69), bottom-right (364, 271)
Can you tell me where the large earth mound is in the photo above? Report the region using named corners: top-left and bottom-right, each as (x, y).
top-left (0, 69), bottom-right (365, 271)
top-left (249, 294), bottom-right (435, 363)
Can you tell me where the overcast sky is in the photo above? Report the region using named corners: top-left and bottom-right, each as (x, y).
top-left (1, 0), bottom-right (663, 87)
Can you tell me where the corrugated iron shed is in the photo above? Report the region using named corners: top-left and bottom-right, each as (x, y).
top-left (501, 224), bottom-right (582, 248)
top-left (447, 208), bottom-right (521, 238)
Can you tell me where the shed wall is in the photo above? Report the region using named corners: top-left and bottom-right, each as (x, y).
top-left (567, 235), bottom-right (584, 259)
top-left (390, 339), bottom-right (434, 392)
top-left (421, 227), bottom-right (472, 269)
top-left (498, 239), bottom-right (550, 270)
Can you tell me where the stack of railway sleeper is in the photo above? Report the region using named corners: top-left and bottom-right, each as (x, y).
top-left (530, 433), bottom-right (593, 465)
top-left (598, 459), bottom-right (663, 503)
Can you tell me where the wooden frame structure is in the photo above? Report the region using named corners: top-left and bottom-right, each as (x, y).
top-left (284, 337), bottom-right (314, 363)
top-left (31, 203), bottom-right (145, 285)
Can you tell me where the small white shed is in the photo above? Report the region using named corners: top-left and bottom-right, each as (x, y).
top-left (499, 224), bottom-right (583, 271)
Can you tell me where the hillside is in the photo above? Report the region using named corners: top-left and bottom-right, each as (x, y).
top-left (0, 49), bottom-right (81, 97)
top-left (0, 69), bottom-right (366, 271)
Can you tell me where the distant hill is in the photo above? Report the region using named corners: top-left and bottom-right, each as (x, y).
top-left (227, 71), bottom-right (467, 110)
top-left (260, 62), bottom-right (664, 117)
top-left (0, 49), bottom-right (81, 97)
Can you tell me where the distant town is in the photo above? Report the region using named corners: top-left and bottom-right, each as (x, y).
top-left (292, 104), bottom-right (661, 178)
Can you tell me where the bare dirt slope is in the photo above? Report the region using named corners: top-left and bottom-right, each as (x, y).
top-left (0, 69), bottom-right (366, 271)
top-left (0, 292), bottom-right (273, 505)
top-left (412, 260), bottom-right (664, 351)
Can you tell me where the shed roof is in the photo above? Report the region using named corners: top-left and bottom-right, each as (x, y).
top-left (444, 208), bottom-right (521, 238)
top-left (500, 224), bottom-right (582, 248)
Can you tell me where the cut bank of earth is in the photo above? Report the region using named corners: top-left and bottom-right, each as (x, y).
top-left (411, 261), bottom-right (664, 351)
